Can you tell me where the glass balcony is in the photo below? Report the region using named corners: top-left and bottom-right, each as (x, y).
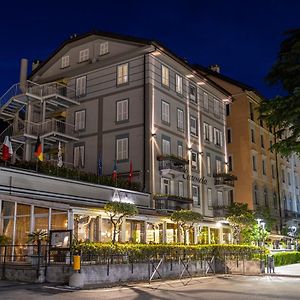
top-left (154, 194), bottom-right (192, 211)
top-left (213, 173), bottom-right (237, 190)
top-left (158, 155), bottom-right (188, 176)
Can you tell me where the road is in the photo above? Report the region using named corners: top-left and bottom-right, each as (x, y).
top-left (1, 275), bottom-right (300, 300)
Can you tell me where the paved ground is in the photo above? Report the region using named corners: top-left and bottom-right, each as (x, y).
top-left (274, 263), bottom-right (300, 275)
top-left (1, 275), bottom-right (300, 300)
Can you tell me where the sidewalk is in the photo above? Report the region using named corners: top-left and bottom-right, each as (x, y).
top-left (274, 263), bottom-right (300, 276)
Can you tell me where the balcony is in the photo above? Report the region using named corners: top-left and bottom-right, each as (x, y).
top-left (154, 194), bottom-right (192, 212)
top-left (158, 155), bottom-right (188, 176)
top-left (212, 205), bottom-right (229, 218)
top-left (10, 119), bottom-right (79, 143)
top-left (213, 173), bottom-right (237, 191)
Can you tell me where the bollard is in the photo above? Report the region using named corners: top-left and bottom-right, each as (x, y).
top-left (69, 255), bottom-right (84, 288)
top-left (73, 255), bottom-right (81, 271)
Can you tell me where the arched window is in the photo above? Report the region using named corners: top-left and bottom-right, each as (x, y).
top-left (253, 185), bottom-right (258, 205)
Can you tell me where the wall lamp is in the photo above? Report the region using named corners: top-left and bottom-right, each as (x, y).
top-left (152, 133), bottom-right (157, 138)
top-left (198, 151), bottom-right (203, 155)
top-left (188, 147), bottom-right (193, 151)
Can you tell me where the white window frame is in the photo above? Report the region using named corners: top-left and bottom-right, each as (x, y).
top-left (161, 178), bottom-right (170, 194)
top-left (204, 123), bottom-right (210, 141)
top-left (192, 185), bottom-right (200, 206)
top-left (161, 100), bottom-right (170, 124)
top-left (216, 159), bottom-right (222, 174)
top-left (214, 98), bottom-right (219, 115)
top-left (99, 42), bottom-right (109, 56)
top-left (177, 143), bottom-right (183, 158)
top-left (116, 99), bottom-right (129, 122)
top-left (207, 155), bottom-right (211, 176)
top-left (191, 151), bottom-right (198, 170)
top-left (189, 84), bottom-right (197, 102)
top-left (117, 63), bottom-right (129, 85)
top-left (178, 181), bottom-right (184, 197)
top-left (61, 55), bottom-right (70, 68)
top-left (204, 92), bottom-right (209, 110)
top-left (74, 110), bottom-right (86, 131)
top-left (75, 76), bottom-right (87, 97)
top-left (74, 145), bottom-right (85, 168)
top-left (175, 74), bottom-right (183, 94)
top-left (79, 48), bottom-right (89, 62)
top-left (116, 137), bottom-right (128, 161)
top-left (190, 116), bottom-right (197, 136)
top-left (177, 108), bottom-right (184, 131)
top-left (162, 138), bottom-right (170, 155)
top-left (161, 65), bottom-right (169, 87)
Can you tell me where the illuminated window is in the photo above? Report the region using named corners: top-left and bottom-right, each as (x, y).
top-left (117, 63), bottom-right (129, 85)
top-left (61, 55), bottom-right (70, 68)
top-left (175, 74), bottom-right (183, 94)
top-left (100, 42), bottom-right (109, 55)
top-left (161, 65), bottom-right (169, 87)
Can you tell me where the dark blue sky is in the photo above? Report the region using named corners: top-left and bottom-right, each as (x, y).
top-left (0, 0), bottom-right (299, 98)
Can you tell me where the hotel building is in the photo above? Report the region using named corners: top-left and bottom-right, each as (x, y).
top-left (0, 32), bottom-right (235, 246)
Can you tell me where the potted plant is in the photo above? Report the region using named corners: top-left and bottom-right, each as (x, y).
top-left (27, 230), bottom-right (48, 265)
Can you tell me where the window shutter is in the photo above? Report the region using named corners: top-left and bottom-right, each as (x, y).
top-left (209, 125), bottom-right (213, 142)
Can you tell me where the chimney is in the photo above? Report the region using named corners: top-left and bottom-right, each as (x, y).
top-left (209, 64), bottom-right (220, 73)
top-left (32, 59), bottom-right (42, 71)
top-left (19, 58), bottom-right (28, 92)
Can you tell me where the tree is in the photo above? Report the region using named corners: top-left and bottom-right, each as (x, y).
top-left (104, 202), bottom-right (138, 244)
top-left (170, 210), bottom-right (203, 244)
top-left (226, 203), bottom-right (256, 244)
top-left (259, 29), bottom-right (300, 156)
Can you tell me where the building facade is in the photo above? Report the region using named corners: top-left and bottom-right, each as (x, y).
top-left (0, 32), bottom-right (234, 245)
top-left (196, 65), bottom-right (300, 233)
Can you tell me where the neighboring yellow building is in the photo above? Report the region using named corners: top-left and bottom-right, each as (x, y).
top-left (196, 65), bottom-right (300, 233)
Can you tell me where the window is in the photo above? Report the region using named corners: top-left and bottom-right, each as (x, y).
top-left (190, 116), bottom-right (198, 136)
top-left (161, 178), bottom-right (170, 194)
top-left (74, 110), bottom-right (86, 131)
top-left (177, 109), bottom-right (184, 131)
top-left (75, 76), bottom-right (87, 97)
top-left (282, 169), bottom-right (285, 183)
top-left (264, 189), bottom-right (268, 207)
top-left (203, 92), bottom-right (209, 110)
top-left (228, 190), bottom-right (234, 205)
top-left (288, 172), bottom-right (291, 185)
top-left (189, 85), bottom-right (197, 103)
top-left (225, 104), bottom-right (230, 116)
top-left (191, 151), bottom-right (198, 170)
top-left (74, 145), bottom-right (85, 167)
top-left (227, 128), bottom-right (232, 143)
top-left (207, 188), bottom-right (212, 208)
top-left (192, 185), bottom-right (200, 206)
top-left (162, 138), bottom-right (170, 155)
top-left (117, 63), bottom-right (129, 85)
top-left (271, 164), bottom-right (275, 179)
top-left (175, 74), bottom-right (183, 94)
top-left (262, 159), bottom-right (266, 175)
top-left (61, 55), bottom-right (69, 68)
top-left (250, 102), bottom-right (254, 120)
top-left (177, 143), bottom-right (183, 158)
top-left (79, 49), bottom-right (89, 62)
top-left (251, 129), bottom-right (255, 143)
top-left (228, 155), bottom-right (233, 171)
top-left (204, 123), bottom-right (210, 141)
top-left (213, 98), bottom-right (219, 115)
top-left (99, 42), bottom-right (109, 55)
top-left (161, 101), bottom-right (170, 124)
top-left (161, 65), bottom-right (169, 87)
top-left (217, 191), bottom-right (223, 206)
top-left (206, 155), bottom-right (211, 176)
top-left (261, 135), bottom-right (264, 148)
top-left (213, 128), bottom-right (223, 146)
top-left (178, 181), bottom-right (184, 197)
top-left (116, 99), bottom-right (129, 122)
top-left (116, 137), bottom-right (128, 161)
top-left (216, 159), bottom-right (222, 174)
top-left (252, 155), bottom-right (257, 171)
top-left (254, 185), bottom-right (258, 205)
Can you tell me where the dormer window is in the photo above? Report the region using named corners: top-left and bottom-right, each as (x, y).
top-left (61, 55), bottom-right (70, 68)
top-left (79, 49), bottom-right (89, 62)
top-left (100, 42), bottom-right (109, 55)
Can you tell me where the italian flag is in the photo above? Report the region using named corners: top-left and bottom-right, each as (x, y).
top-left (34, 136), bottom-right (43, 161)
top-left (2, 136), bottom-right (13, 161)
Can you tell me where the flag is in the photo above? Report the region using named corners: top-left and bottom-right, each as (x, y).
top-left (34, 136), bottom-right (43, 161)
top-left (57, 141), bottom-right (63, 167)
top-left (2, 136), bottom-right (13, 161)
top-left (112, 159), bottom-right (117, 181)
top-left (98, 154), bottom-right (102, 176)
top-left (128, 160), bottom-right (133, 183)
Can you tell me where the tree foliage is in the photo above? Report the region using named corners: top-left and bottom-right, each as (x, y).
top-left (104, 201), bottom-right (138, 243)
top-left (259, 28), bottom-right (300, 156)
top-left (171, 210), bottom-right (203, 244)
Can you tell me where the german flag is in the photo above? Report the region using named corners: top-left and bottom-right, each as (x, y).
top-left (34, 136), bottom-right (43, 161)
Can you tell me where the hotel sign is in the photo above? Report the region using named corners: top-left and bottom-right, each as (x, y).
top-left (182, 173), bottom-right (207, 184)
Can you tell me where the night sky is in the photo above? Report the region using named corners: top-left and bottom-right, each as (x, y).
top-left (0, 0), bottom-right (299, 99)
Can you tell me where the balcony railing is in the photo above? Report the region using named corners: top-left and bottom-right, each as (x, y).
top-left (158, 155), bottom-right (188, 175)
top-left (213, 173), bottom-right (237, 189)
top-left (154, 194), bottom-right (192, 211)
top-left (212, 205), bottom-right (229, 218)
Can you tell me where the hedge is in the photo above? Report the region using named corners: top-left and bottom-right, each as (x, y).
top-left (74, 242), bottom-right (266, 262)
top-left (273, 252), bottom-right (300, 266)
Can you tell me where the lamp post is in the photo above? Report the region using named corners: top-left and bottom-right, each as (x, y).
top-left (261, 222), bottom-right (266, 247)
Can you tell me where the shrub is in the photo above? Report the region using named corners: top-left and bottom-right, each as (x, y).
top-left (273, 251), bottom-right (300, 266)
